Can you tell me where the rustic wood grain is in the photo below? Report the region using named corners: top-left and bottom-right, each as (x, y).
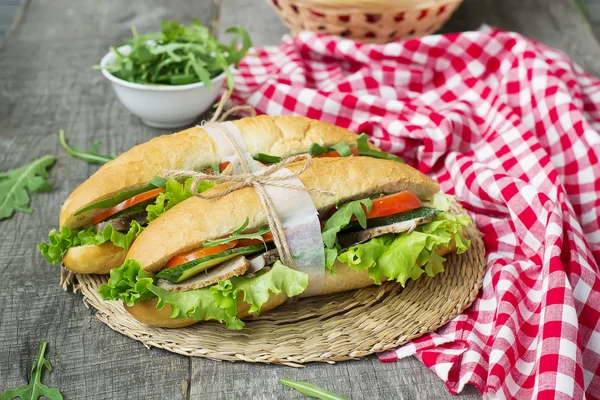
top-left (1, 0), bottom-right (598, 399)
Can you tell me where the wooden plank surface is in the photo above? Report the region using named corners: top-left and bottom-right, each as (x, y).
top-left (0, 0), bottom-right (598, 399)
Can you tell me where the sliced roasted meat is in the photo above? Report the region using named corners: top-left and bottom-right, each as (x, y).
top-left (248, 249), bottom-right (279, 273)
top-left (337, 215), bottom-right (438, 248)
top-left (156, 255), bottom-right (249, 292)
top-left (96, 212), bottom-right (148, 232)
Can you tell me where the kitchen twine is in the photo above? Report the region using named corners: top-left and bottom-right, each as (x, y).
top-left (164, 92), bottom-right (335, 269)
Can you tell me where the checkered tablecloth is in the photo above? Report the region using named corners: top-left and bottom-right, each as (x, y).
top-left (231, 27), bottom-right (600, 399)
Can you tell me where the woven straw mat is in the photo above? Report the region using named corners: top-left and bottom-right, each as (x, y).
top-left (66, 202), bottom-right (485, 367)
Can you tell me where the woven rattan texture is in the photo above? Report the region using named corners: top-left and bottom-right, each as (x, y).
top-left (266, 0), bottom-right (463, 43)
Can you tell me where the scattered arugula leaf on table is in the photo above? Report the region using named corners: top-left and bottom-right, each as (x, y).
top-left (59, 129), bottom-right (115, 165)
top-left (0, 342), bottom-right (63, 400)
top-left (98, 19), bottom-right (252, 92)
top-left (0, 155), bottom-right (56, 220)
top-left (279, 378), bottom-right (347, 400)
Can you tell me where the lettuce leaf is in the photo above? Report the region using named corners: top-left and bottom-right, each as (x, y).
top-left (146, 178), bottom-right (214, 222)
top-left (98, 260), bottom-right (308, 330)
top-left (148, 285), bottom-right (243, 329)
top-left (337, 211), bottom-right (471, 285)
top-left (211, 261), bottom-right (308, 316)
top-left (98, 259), bottom-right (156, 306)
top-left (37, 221), bottom-right (143, 264)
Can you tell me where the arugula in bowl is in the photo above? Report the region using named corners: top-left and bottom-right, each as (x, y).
top-left (99, 19), bottom-right (251, 91)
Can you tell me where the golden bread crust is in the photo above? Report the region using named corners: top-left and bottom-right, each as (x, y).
top-left (62, 242), bottom-right (127, 274)
top-left (60, 116), bottom-right (360, 230)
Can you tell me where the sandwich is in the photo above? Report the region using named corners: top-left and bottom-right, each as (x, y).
top-left (38, 116), bottom-right (397, 274)
top-left (99, 156), bottom-right (471, 329)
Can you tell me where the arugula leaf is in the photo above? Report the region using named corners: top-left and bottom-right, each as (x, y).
top-left (0, 342), bottom-right (63, 400)
top-left (356, 133), bottom-right (403, 162)
top-left (308, 143), bottom-right (330, 156)
top-left (321, 199), bottom-right (373, 248)
top-left (98, 19), bottom-right (252, 91)
top-left (203, 217), bottom-right (270, 248)
top-left (58, 129), bottom-right (115, 165)
top-left (330, 142), bottom-right (352, 157)
top-left (146, 178), bottom-right (214, 222)
top-left (279, 378), bottom-right (346, 400)
top-left (99, 259), bottom-right (308, 330)
top-left (38, 222), bottom-right (143, 264)
top-left (0, 155), bottom-right (56, 220)
top-left (74, 177), bottom-right (167, 215)
top-left (337, 211), bottom-right (471, 285)
top-left (253, 153), bottom-right (283, 164)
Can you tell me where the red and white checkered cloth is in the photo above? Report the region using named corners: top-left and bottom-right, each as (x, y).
top-left (231, 27), bottom-right (600, 399)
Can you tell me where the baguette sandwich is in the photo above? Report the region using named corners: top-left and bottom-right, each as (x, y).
top-left (99, 156), bottom-right (471, 329)
top-left (38, 116), bottom-right (397, 274)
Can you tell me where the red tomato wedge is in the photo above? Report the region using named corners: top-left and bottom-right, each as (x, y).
top-left (317, 148), bottom-right (360, 158)
top-left (165, 241), bottom-right (238, 269)
top-left (364, 191), bottom-right (423, 219)
top-left (92, 188), bottom-right (166, 225)
top-left (204, 161), bottom-right (231, 175)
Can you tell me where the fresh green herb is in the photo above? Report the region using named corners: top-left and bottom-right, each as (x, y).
top-left (330, 142), bottom-right (352, 157)
top-left (74, 177), bottom-right (167, 215)
top-left (146, 178), bottom-right (214, 222)
top-left (279, 378), bottom-right (346, 400)
top-left (322, 199), bottom-right (372, 248)
top-left (356, 134), bottom-right (403, 162)
top-left (98, 19), bottom-right (252, 92)
top-left (38, 222), bottom-right (143, 264)
top-left (253, 153), bottom-right (283, 164)
top-left (203, 217), bottom-right (270, 248)
top-left (0, 342), bottom-right (63, 400)
top-left (58, 129), bottom-right (115, 165)
top-left (0, 155), bottom-right (56, 220)
top-left (308, 143), bottom-right (330, 156)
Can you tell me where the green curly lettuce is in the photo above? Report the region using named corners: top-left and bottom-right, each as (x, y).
top-left (146, 178), bottom-right (214, 222)
top-left (337, 210), bottom-right (471, 286)
top-left (211, 261), bottom-right (308, 316)
top-left (37, 221), bottom-right (143, 264)
top-left (98, 259), bottom-right (308, 330)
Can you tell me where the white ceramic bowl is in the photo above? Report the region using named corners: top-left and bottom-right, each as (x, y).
top-left (99, 45), bottom-right (226, 129)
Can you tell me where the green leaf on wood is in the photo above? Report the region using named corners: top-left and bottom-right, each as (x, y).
top-left (0, 155), bottom-right (56, 220)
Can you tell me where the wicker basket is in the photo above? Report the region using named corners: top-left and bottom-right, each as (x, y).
top-left (267, 0), bottom-right (463, 43)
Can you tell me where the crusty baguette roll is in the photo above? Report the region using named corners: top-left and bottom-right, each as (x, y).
top-left (60, 116), bottom-right (361, 230)
top-left (63, 243), bottom-right (126, 274)
top-left (128, 156), bottom-right (440, 273)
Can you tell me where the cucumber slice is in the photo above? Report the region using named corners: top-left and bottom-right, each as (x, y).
top-left (366, 207), bottom-right (442, 227)
top-left (157, 245), bottom-right (264, 283)
top-left (343, 207), bottom-right (442, 231)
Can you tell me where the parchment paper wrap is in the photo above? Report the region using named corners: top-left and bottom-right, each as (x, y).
top-left (262, 167), bottom-right (326, 297)
top-left (202, 122), bottom-right (255, 173)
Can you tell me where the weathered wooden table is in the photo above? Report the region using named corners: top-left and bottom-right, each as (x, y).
top-left (1, 1), bottom-right (598, 398)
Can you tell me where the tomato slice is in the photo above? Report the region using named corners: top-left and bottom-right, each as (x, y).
top-left (165, 241), bottom-right (238, 269)
top-left (92, 187), bottom-right (166, 225)
top-left (318, 148), bottom-right (360, 158)
top-left (364, 191), bottom-right (423, 219)
top-left (235, 232), bottom-right (274, 247)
